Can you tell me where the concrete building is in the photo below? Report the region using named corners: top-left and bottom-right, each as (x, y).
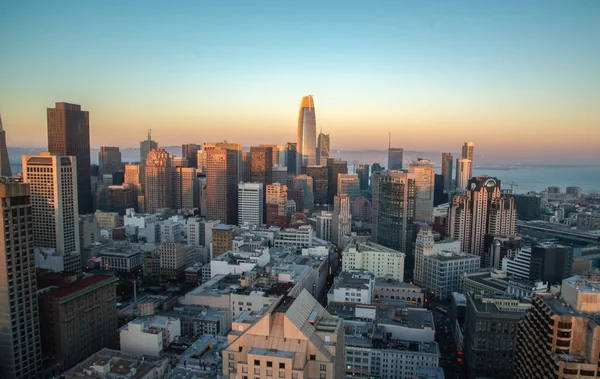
top-left (332, 194), bottom-right (351, 247)
top-left (566, 186), bottom-right (583, 199)
top-left (327, 271), bottom-right (375, 304)
top-left (578, 212), bottom-right (600, 230)
top-left (274, 225), bottom-right (315, 248)
top-left (94, 209), bottom-right (120, 230)
top-left (272, 164), bottom-right (288, 185)
top-left (327, 158), bottom-right (348, 204)
top-left (144, 149), bottom-right (172, 213)
top-left (375, 279), bottom-right (424, 307)
top-left (266, 183), bottom-right (288, 227)
top-left (210, 248), bottom-right (270, 278)
top-left (159, 305), bottom-right (230, 337)
top-left (250, 146), bottom-right (273, 186)
top-left (38, 273), bottom-right (118, 373)
top-left (187, 217), bottom-right (220, 247)
top-left (414, 227), bottom-right (462, 287)
top-left (212, 224), bottom-right (234, 258)
top-left (337, 174), bottom-right (360, 201)
top-left (409, 159), bottom-right (435, 222)
top-left (352, 196), bottom-right (372, 221)
top-left (221, 289), bottom-right (345, 379)
top-left (171, 166), bottom-right (196, 210)
top-left (100, 246), bottom-right (144, 275)
top-left (120, 316), bottom-right (181, 357)
top-left (316, 211), bottom-right (333, 242)
top-left (342, 238), bottom-right (405, 281)
top-left (238, 182), bottom-right (264, 226)
top-left (462, 141), bottom-right (475, 178)
top-left (23, 153), bottom-right (81, 272)
top-left (305, 165), bottom-right (328, 205)
top-left (441, 152), bottom-right (453, 193)
top-left (423, 251), bottom-right (480, 300)
top-left (454, 158), bottom-right (471, 191)
top-left (158, 243), bottom-right (193, 281)
top-left (206, 146), bottom-right (239, 224)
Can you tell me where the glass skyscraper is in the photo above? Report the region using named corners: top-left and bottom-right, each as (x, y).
top-left (296, 95), bottom-right (317, 167)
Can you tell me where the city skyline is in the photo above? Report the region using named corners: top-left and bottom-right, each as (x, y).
top-left (1, 1), bottom-right (599, 160)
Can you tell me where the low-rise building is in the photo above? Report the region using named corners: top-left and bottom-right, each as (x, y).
top-left (158, 305), bottom-right (230, 337)
top-left (375, 278), bottom-right (424, 307)
top-left (424, 251), bottom-right (480, 300)
top-left (95, 209), bottom-right (120, 230)
top-left (100, 245), bottom-right (144, 275)
top-left (158, 243), bottom-right (194, 281)
top-left (273, 225), bottom-right (314, 248)
top-left (120, 316), bottom-right (181, 357)
top-left (327, 271), bottom-right (375, 304)
top-left (342, 237), bottom-right (406, 281)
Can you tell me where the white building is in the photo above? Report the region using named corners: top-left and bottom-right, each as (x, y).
top-left (124, 208), bottom-right (156, 229)
top-left (414, 227), bottom-right (462, 287)
top-left (455, 158), bottom-right (471, 191)
top-left (209, 248), bottom-right (270, 278)
top-left (100, 247), bottom-right (144, 275)
top-left (316, 211), bottom-right (333, 242)
top-left (187, 218), bottom-right (220, 247)
top-left (238, 182), bottom-right (264, 226)
top-left (119, 316), bottom-right (181, 357)
top-left (375, 279), bottom-right (424, 307)
top-left (274, 225), bottom-right (314, 248)
top-left (501, 246), bottom-right (532, 279)
top-left (424, 251), bottom-right (480, 299)
top-left (327, 271), bottom-right (374, 304)
top-left (332, 194), bottom-right (351, 247)
top-left (342, 239), bottom-right (405, 281)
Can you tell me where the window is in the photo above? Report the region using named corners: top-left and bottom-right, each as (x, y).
top-left (320, 374), bottom-right (326, 379)
top-left (229, 353), bottom-right (234, 359)
top-left (267, 361), bottom-right (273, 367)
top-left (310, 355), bottom-right (316, 360)
top-left (254, 368), bottom-right (260, 374)
top-left (279, 372), bottom-right (285, 378)
top-left (320, 364), bottom-right (327, 371)
top-left (254, 360), bottom-right (260, 366)
top-left (279, 363), bottom-right (285, 369)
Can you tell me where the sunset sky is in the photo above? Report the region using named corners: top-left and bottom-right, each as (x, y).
top-left (1, 1), bottom-right (599, 161)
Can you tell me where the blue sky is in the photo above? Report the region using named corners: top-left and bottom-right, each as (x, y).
top-left (1, 1), bottom-right (599, 160)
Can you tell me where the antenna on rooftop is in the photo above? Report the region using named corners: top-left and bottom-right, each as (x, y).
top-left (389, 132), bottom-right (391, 149)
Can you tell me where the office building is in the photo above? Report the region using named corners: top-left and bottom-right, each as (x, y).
top-left (423, 251), bottom-right (480, 299)
top-left (285, 142), bottom-right (299, 176)
top-left (414, 226), bottom-right (435, 287)
top-left (182, 143), bottom-right (201, 168)
top-left (172, 166), bottom-right (196, 210)
top-left (120, 316), bottom-right (181, 357)
top-left (47, 102), bottom-right (93, 214)
top-left (206, 147), bottom-right (239, 224)
top-left (327, 271), bottom-right (375, 304)
top-left (516, 274), bottom-right (600, 379)
top-left (566, 186), bottom-right (583, 199)
top-left (455, 158), bottom-right (471, 191)
top-left (158, 243), bottom-right (193, 281)
top-left (433, 173), bottom-right (446, 206)
top-left (124, 163), bottom-right (142, 197)
top-left (140, 130), bottom-right (158, 165)
top-left (464, 293), bottom-right (530, 379)
top-left (238, 182), bottom-right (264, 226)
top-left (98, 185), bottom-right (136, 215)
top-left (356, 164), bottom-right (370, 191)
top-left (462, 141), bottom-right (475, 178)
top-left (0, 116), bottom-right (12, 176)
top-left (266, 183), bottom-right (288, 227)
top-left (352, 196), bottom-right (372, 221)
top-left (250, 145), bottom-right (273, 185)
top-left (23, 153), bottom-right (81, 272)
top-left (316, 211), bottom-right (333, 242)
top-left (512, 194), bottom-right (542, 221)
top-left (337, 173), bottom-right (360, 201)
top-left (317, 130), bottom-right (330, 165)
top-left (579, 212), bottom-right (600, 230)
top-left (327, 158), bottom-right (348, 204)
top-left (0, 181), bottom-right (43, 379)
top-left (332, 194), bottom-right (351, 247)
top-left (98, 146), bottom-right (122, 178)
top-left (212, 224), bottom-right (234, 258)
top-left (290, 174), bottom-right (314, 212)
top-left (144, 149), bottom-right (172, 213)
top-left (408, 159), bottom-right (435, 222)
top-left (297, 95), bottom-right (317, 167)
top-left (305, 165), bottom-right (328, 205)
top-left (371, 170), bottom-right (416, 255)
top-left (221, 289), bottom-right (344, 379)
top-left (342, 238), bottom-right (406, 281)
top-left (530, 243), bottom-right (573, 284)
top-left (272, 164), bottom-right (288, 185)
top-left (441, 152), bottom-right (453, 192)
top-left (38, 272), bottom-right (118, 374)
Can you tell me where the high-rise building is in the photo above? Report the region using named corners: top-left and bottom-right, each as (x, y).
top-left (221, 290), bottom-right (344, 379)
top-left (0, 115), bottom-right (12, 176)
top-left (0, 181), bottom-right (43, 379)
top-left (441, 152), bottom-right (453, 192)
top-left (388, 134), bottom-right (403, 170)
top-left (296, 95), bottom-right (317, 167)
top-left (371, 170), bottom-right (416, 255)
top-left (530, 243), bottom-right (573, 285)
top-left (455, 158), bottom-right (472, 191)
top-left (285, 142), bottom-right (299, 176)
top-left (316, 211), bottom-right (333, 241)
top-left (144, 149), bottom-right (172, 213)
top-left (182, 143), bottom-right (201, 169)
top-left (566, 186), bottom-right (583, 198)
top-left (337, 173), bottom-right (361, 201)
top-left (250, 146), bottom-right (273, 185)
top-left (206, 147), bottom-right (239, 224)
top-left (196, 173), bottom-right (207, 216)
top-left (140, 129), bottom-right (158, 165)
top-left (124, 162), bottom-right (142, 193)
top-left (356, 164), bottom-right (370, 191)
top-left (47, 102), bottom-right (93, 214)
top-left (23, 153), bottom-right (81, 272)
top-left (408, 158), bottom-right (435, 222)
top-left (238, 182), bottom-right (264, 226)
top-left (462, 141), bottom-right (475, 178)
top-left (290, 174), bottom-right (314, 212)
top-left (317, 130), bottom-right (330, 165)
top-left (447, 176), bottom-right (517, 265)
top-left (327, 158), bottom-right (348, 204)
top-left (212, 224), bottom-right (234, 258)
top-left (258, 144), bottom-right (281, 165)
top-left (512, 194), bottom-right (542, 221)
top-left (172, 166), bottom-right (196, 210)
top-left (241, 151), bottom-right (252, 182)
top-left (433, 173), bottom-right (447, 206)
top-left (414, 226), bottom-right (434, 287)
top-left (305, 165), bottom-right (328, 205)
top-left (332, 194), bottom-right (351, 247)
top-left (196, 149), bottom-right (207, 174)
top-left (266, 183), bottom-right (288, 227)
top-left (424, 251), bottom-right (480, 299)
top-left (98, 146), bottom-right (122, 178)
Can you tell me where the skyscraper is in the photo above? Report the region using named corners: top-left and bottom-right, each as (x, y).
top-left (206, 147), bottom-right (239, 224)
top-left (98, 146), bottom-right (122, 178)
top-left (388, 133), bottom-right (403, 170)
top-left (144, 149), bottom-right (172, 213)
top-left (332, 194), bottom-right (351, 247)
top-left (140, 129), bottom-right (158, 164)
top-left (0, 180), bottom-right (43, 379)
top-left (337, 173), bottom-right (361, 201)
top-left (0, 115), bottom-right (12, 176)
top-left (47, 102), bottom-right (93, 214)
top-left (238, 182), bottom-right (264, 226)
top-left (455, 158), bottom-right (472, 190)
top-left (462, 141), bottom-right (475, 178)
top-left (171, 166), bottom-right (196, 209)
top-left (371, 170), bottom-right (416, 255)
top-left (266, 183), bottom-right (288, 227)
top-left (305, 165), bottom-right (328, 205)
top-left (285, 142), bottom-right (299, 176)
top-left (356, 164), bottom-right (370, 191)
top-left (317, 130), bottom-right (330, 165)
top-left (413, 226), bottom-right (434, 287)
top-left (441, 152), bottom-right (453, 192)
top-left (327, 158), bottom-right (348, 204)
top-left (182, 143), bottom-right (201, 169)
top-left (408, 158), bottom-right (435, 222)
top-left (250, 145), bottom-right (273, 185)
top-left (290, 174), bottom-right (314, 212)
top-left (23, 153), bottom-right (81, 272)
top-left (296, 95), bottom-right (317, 167)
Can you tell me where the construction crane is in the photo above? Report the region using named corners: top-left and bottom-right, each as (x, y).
top-left (508, 182), bottom-right (519, 194)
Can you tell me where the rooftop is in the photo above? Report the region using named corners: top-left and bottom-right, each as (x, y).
top-left (213, 224), bottom-right (234, 231)
top-left (39, 273), bottom-right (117, 301)
top-left (61, 348), bottom-right (168, 379)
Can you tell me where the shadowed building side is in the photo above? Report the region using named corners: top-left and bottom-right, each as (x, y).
top-left (0, 115), bottom-right (12, 177)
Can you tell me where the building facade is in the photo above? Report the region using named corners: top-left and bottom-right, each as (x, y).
top-left (0, 116), bottom-right (12, 176)
top-left (206, 147), bottom-right (239, 224)
top-left (238, 182), bottom-right (264, 226)
top-left (462, 141), bottom-right (475, 178)
top-left (317, 131), bottom-right (330, 165)
top-left (408, 159), bottom-right (435, 222)
top-left (332, 194), bottom-right (351, 247)
top-left (297, 95), bottom-right (317, 167)
top-left (144, 149), bottom-right (172, 213)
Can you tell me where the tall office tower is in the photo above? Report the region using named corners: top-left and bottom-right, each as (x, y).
top-left (196, 173), bottom-right (207, 216)
top-left (408, 158), bottom-right (435, 222)
top-left (305, 165), bottom-right (328, 205)
top-left (371, 170), bottom-right (416, 255)
top-left (327, 158), bottom-right (348, 204)
top-left (23, 153), bottom-right (81, 272)
top-left (433, 174), bottom-right (447, 206)
top-left (447, 177), bottom-right (517, 264)
top-left (241, 151), bottom-right (252, 182)
top-left (272, 165), bottom-right (288, 185)
top-left (317, 130), bottom-right (330, 165)
top-left (221, 290), bottom-right (344, 379)
top-left (566, 186), bottom-right (583, 199)
top-left (316, 211), bottom-right (333, 241)
top-left (98, 146), bottom-right (122, 178)
top-left (206, 147), bottom-right (239, 224)
top-left (47, 102), bottom-right (93, 214)
top-left (0, 181), bottom-right (43, 379)
top-left (250, 145), bottom-right (273, 185)
top-left (196, 149), bottom-right (207, 173)
top-left (337, 173), bottom-right (361, 201)
top-left (462, 141), bottom-right (475, 178)
top-left (140, 129), bottom-right (158, 164)
top-left (290, 174), bottom-right (314, 212)
top-left (356, 164), bottom-right (370, 191)
top-left (182, 143), bottom-right (201, 168)
top-left (516, 275), bottom-right (600, 379)
top-left (266, 183), bottom-right (288, 227)
top-left (172, 166), bottom-right (196, 209)
top-left (258, 144), bottom-right (280, 165)
top-left (296, 95), bottom-right (317, 167)
top-left (285, 142), bottom-right (299, 176)
top-left (238, 182), bottom-right (264, 226)
top-left (0, 115), bottom-right (12, 176)
top-left (204, 141), bottom-right (243, 182)
top-left (144, 149), bottom-right (172, 213)
top-left (332, 194), bottom-right (351, 247)
top-left (441, 152), bottom-right (453, 192)
top-left (455, 158), bottom-right (472, 190)
top-left (413, 226), bottom-right (434, 287)
top-left (388, 133), bottom-right (403, 170)
top-left (512, 194), bottom-right (542, 220)
top-left (124, 163), bottom-right (142, 193)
